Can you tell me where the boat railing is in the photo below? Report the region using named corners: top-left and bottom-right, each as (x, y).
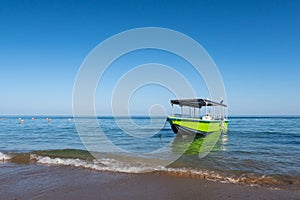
top-left (172, 113), bottom-right (190, 118)
top-left (172, 113), bottom-right (226, 121)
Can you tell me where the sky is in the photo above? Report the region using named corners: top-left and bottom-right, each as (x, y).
top-left (0, 0), bottom-right (299, 116)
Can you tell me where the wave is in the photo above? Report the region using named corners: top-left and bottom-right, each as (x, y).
top-left (0, 152), bottom-right (11, 161)
top-left (30, 154), bottom-right (166, 173)
top-left (28, 154), bottom-right (299, 188)
top-left (1, 149), bottom-right (299, 189)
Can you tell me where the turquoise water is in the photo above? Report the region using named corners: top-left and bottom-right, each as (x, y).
top-left (0, 116), bottom-right (299, 188)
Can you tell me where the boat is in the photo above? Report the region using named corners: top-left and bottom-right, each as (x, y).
top-left (166, 98), bottom-right (228, 136)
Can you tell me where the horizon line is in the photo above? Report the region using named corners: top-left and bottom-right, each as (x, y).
top-left (1, 114), bottom-right (300, 117)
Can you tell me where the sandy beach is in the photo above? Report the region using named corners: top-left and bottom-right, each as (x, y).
top-left (0, 163), bottom-right (299, 200)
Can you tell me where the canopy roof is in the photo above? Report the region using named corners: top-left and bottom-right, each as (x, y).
top-left (170, 98), bottom-right (227, 108)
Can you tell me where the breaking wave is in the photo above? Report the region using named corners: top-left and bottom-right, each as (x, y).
top-left (0, 152), bottom-right (11, 161)
top-left (30, 154), bottom-right (166, 173)
top-left (1, 149), bottom-right (299, 189)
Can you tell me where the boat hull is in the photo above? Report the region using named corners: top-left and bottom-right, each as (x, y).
top-left (167, 116), bottom-right (228, 136)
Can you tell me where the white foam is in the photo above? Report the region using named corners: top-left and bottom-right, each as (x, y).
top-left (0, 152), bottom-right (11, 161)
top-left (28, 154), bottom-right (273, 187)
top-left (29, 154), bottom-right (235, 181)
top-left (29, 154), bottom-right (238, 183)
top-left (30, 154), bottom-right (166, 173)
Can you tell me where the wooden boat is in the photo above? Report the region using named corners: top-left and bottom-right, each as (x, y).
top-left (167, 98), bottom-right (228, 136)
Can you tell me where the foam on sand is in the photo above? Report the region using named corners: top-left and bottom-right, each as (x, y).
top-left (30, 154), bottom-right (166, 173)
top-left (28, 154), bottom-right (284, 188)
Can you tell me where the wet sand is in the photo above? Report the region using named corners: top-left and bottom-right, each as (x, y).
top-left (0, 163), bottom-right (299, 200)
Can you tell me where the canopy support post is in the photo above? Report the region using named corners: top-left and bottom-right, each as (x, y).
top-left (199, 108), bottom-right (201, 118)
top-left (181, 106), bottom-right (183, 117)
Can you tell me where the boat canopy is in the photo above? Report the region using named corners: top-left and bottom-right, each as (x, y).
top-left (170, 98), bottom-right (227, 108)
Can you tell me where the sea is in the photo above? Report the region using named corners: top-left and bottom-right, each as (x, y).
top-left (0, 116), bottom-right (299, 190)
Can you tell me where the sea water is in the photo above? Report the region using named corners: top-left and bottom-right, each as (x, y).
top-left (0, 116), bottom-right (299, 189)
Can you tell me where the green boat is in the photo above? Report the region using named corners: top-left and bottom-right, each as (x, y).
top-left (167, 98), bottom-right (228, 136)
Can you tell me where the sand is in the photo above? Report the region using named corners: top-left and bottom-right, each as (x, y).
top-left (0, 163), bottom-right (299, 200)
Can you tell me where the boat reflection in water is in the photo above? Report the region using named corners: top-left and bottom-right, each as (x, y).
top-left (170, 130), bottom-right (227, 157)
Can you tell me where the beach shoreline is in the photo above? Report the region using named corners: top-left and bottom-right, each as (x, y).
top-left (0, 163), bottom-right (299, 200)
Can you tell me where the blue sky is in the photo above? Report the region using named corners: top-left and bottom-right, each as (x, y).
top-left (0, 0), bottom-right (299, 115)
